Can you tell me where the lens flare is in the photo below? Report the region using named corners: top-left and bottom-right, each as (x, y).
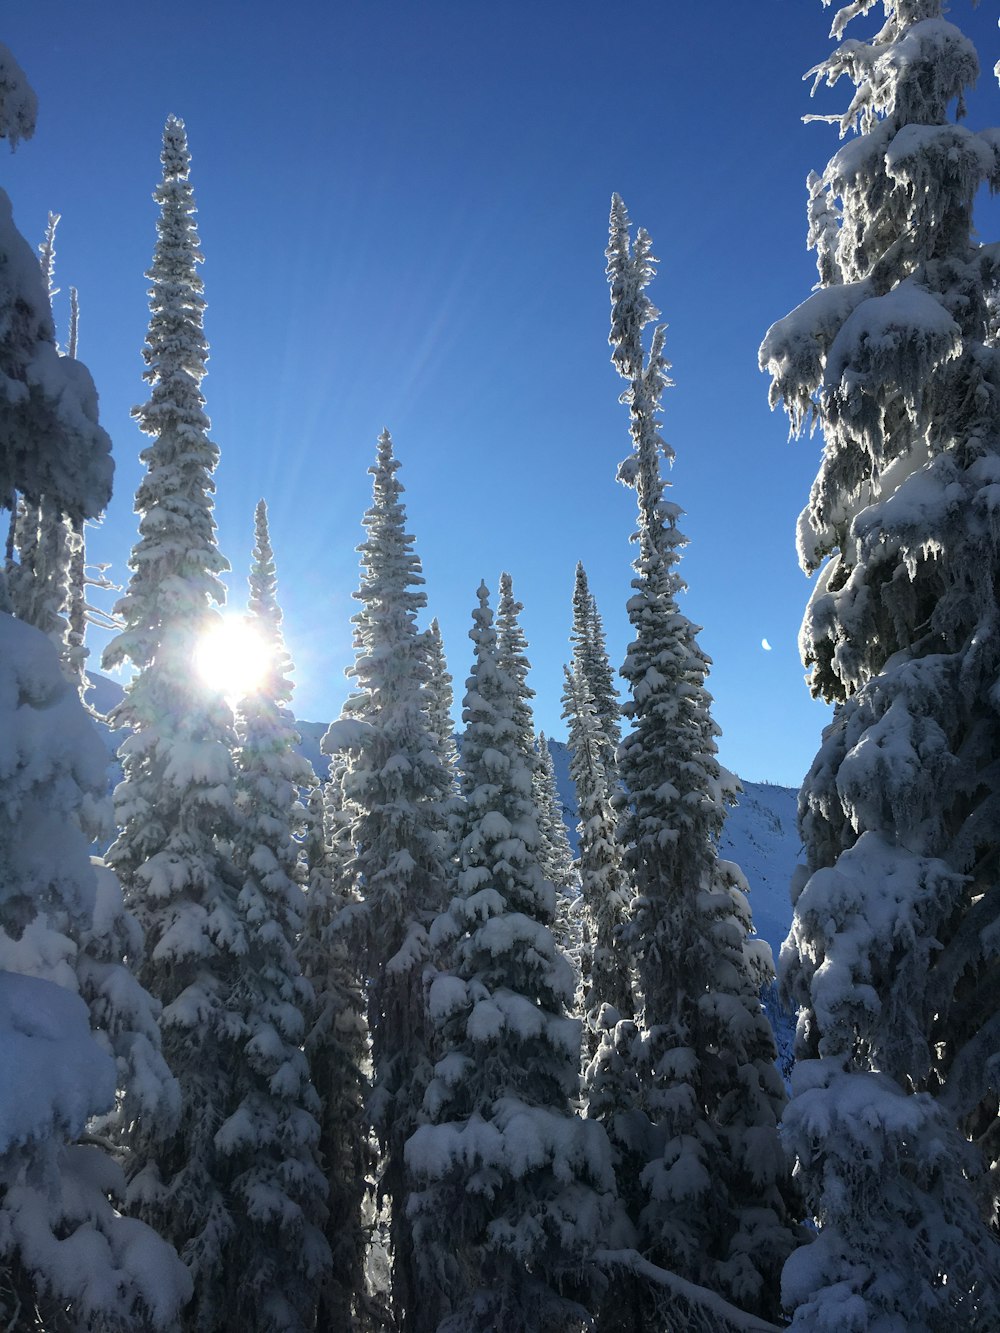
top-left (194, 616), bottom-right (270, 700)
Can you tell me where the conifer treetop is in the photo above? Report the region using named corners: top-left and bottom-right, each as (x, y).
top-left (135, 116), bottom-right (210, 427)
top-left (495, 570), bottom-right (536, 767)
top-left (353, 428), bottom-right (426, 621)
top-left (105, 115), bottom-right (227, 676)
top-left (247, 497), bottom-right (297, 709)
top-left (534, 729), bottom-right (578, 896)
top-left (570, 561), bottom-right (621, 770)
top-left (425, 615), bottom-right (457, 754)
top-left (606, 196), bottom-right (677, 560)
top-left (606, 196), bottom-right (794, 1317)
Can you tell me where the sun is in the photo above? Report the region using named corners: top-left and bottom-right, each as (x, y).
top-left (194, 616), bottom-right (271, 700)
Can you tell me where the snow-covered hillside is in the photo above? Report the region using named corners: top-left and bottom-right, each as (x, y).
top-left (718, 780), bottom-right (800, 956)
top-left (537, 735), bottom-right (799, 956)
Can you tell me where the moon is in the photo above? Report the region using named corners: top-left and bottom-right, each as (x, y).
top-left (761, 638), bottom-right (773, 652)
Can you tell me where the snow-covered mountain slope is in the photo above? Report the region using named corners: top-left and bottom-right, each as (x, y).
top-left (718, 780), bottom-right (801, 956)
top-left (90, 676), bottom-right (799, 955)
top-left (539, 736), bottom-right (800, 956)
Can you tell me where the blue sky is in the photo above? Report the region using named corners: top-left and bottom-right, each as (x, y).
top-left (4, 2), bottom-right (999, 786)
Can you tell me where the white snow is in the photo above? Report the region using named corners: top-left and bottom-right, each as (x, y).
top-left (0, 971), bottom-right (114, 1150)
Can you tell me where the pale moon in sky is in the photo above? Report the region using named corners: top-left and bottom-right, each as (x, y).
top-left (761, 638), bottom-right (773, 652)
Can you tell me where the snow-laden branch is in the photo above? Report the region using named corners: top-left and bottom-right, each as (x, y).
top-left (596, 1250), bottom-right (784, 1333)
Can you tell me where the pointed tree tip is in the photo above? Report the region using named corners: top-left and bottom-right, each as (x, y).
top-left (160, 115), bottom-right (191, 170)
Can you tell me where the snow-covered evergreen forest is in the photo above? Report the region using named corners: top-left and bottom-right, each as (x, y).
top-left (2, 1), bottom-right (1000, 1328)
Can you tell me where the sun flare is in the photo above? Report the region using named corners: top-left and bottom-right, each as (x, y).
top-left (194, 616), bottom-right (271, 700)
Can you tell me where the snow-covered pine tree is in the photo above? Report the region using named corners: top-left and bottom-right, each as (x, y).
top-left (322, 428), bottom-right (456, 1333)
top-left (30, 228), bottom-right (91, 700)
top-left (0, 47), bottom-right (189, 1329)
top-left (534, 732), bottom-right (577, 893)
top-left (607, 194), bottom-right (797, 1322)
top-left (495, 570), bottom-right (536, 766)
top-left (423, 615), bottom-right (464, 861)
top-left (759, 2), bottom-right (1000, 1324)
top-left (570, 562), bottom-right (621, 779)
top-left (562, 656), bottom-right (647, 1333)
top-left (6, 210), bottom-right (88, 680)
top-left (533, 730), bottom-right (580, 955)
top-left (299, 773), bottom-right (379, 1333)
top-left (222, 500), bottom-right (330, 1331)
top-left (561, 663), bottom-right (633, 1045)
top-left (425, 615), bottom-right (459, 775)
top-left (407, 581), bottom-right (622, 1333)
top-left (102, 115), bottom-right (247, 1328)
top-left (55, 283), bottom-right (100, 707)
top-left (564, 567), bottom-right (633, 1048)
top-left (498, 573), bottom-right (581, 948)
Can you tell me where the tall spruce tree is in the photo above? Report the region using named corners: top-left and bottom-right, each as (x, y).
top-left (608, 194), bottom-right (797, 1322)
top-left (533, 731), bottom-right (580, 956)
top-left (563, 569), bottom-right (632, 1044)
top-left (564, 570), bottom-right (634, 1109)
top-left (407, 581), bottom-right (621, 1333)
top-left (102, 116), bottom-right (246, 1328)
top-left (322, 429), bottom-right (455, 1333)
top-left (561, 664), bottom-right (633, 1046)
top-left (423, 615), bottom-right (463, 860)
top-left (495, 571), bottom-right (536, 766)
top-left (224, 500), bottom-right (330, 1331)
top-left (425, 616), bottom-right (459, 775)
top-left (534, 732), bottom-right (577, 894)
top-left (562, 663), bottom-right (646, 1333)
top-left (760, 2), bottom-right (1000, 1324)
top-left (0, 49), bottom-right (189, 1329)
top-left (299, 773), bottom-right (378, 1333)
top-left (570, 563), bottom-right (621, 779)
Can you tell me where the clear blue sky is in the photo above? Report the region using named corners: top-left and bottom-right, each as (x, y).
top-left (4, 2), bottom-right (999, 787)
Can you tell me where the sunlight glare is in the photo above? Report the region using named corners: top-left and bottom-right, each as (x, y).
top-left (194, 616), bottom-right (271, 700)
